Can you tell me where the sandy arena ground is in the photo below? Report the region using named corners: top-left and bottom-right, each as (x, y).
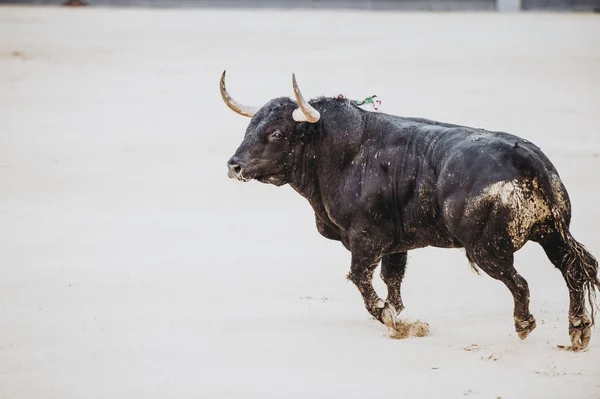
top-left (1, 5), bottom-right (599, 399)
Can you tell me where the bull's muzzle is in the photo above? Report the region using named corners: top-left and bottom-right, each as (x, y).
top-left (227, 156), bottom-right (248, 181)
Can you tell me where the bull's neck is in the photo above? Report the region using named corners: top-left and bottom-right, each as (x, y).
top-left (288, 130), bottom-right (322, 212)
top-left (289, 109), bottom-right (367, 215)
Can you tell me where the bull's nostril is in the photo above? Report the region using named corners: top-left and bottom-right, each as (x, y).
top-left (227, 159), bottom-right (243, 179)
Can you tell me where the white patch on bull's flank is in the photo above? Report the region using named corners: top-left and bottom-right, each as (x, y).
top-left (472, 179), bottom-right (552, 248)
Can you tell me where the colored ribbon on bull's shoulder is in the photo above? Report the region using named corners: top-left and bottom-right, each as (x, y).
top-left (354, 95), bottom-right (382, 111)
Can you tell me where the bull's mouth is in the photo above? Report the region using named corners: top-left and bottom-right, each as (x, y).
top-left (228, 168), bottom-right (251, 182)
top-left (228, 169), bottom-right (286, 186)
top-left (227, 160), bottom-right (287, 185)
top-left (235, 175), bottom-right (251, 183)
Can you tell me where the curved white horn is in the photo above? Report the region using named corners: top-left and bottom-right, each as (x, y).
top-left (292, 73), bottom-right (320, 123)
top-left (220, 70), bottom-right (260, 118)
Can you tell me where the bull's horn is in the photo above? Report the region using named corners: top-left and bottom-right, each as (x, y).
top-left (292, 73), bottom-right (320, 123)
top-left (220, 70), bottom-right (260, 118)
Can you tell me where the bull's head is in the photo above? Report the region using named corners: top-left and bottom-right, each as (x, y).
top-left (222, 71), bottom-right (320, 186)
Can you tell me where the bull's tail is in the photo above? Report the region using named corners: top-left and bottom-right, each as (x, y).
top-left (513, 142), bottom-right (600, 324)
top-left (560, 236), bottom-right (600, 324)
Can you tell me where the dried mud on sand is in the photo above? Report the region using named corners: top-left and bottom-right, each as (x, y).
top-left (387, 319), bottom-right (431, 339)
top-left (1, 6), bottom-right (600, 399)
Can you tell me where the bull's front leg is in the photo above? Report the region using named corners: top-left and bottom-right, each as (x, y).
top-left (347, 249), bottom-right (429, 339)
top-left (347, 253), bottom-right (391, 324)
top-left (381, 252), bottom-right (407, 314)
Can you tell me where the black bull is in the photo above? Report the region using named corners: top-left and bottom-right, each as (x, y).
top-left (221, 71), bottom-right (599, 351)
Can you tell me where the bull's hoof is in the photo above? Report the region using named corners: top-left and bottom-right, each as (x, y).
top-left (515, 314), bottom-right (537, 340)
top-left (566, 316), bottom-right (592, 352)
top-left (380, 302), bottom-right (398, 332)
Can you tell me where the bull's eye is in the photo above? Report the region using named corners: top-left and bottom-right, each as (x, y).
top-left (271, 131), bottom-right (283, 140)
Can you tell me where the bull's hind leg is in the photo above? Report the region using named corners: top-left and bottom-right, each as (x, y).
top-left (541, 237), bottom-right (599, 351)
top-left (380, 252), bottom-right (407, 314)
top-left (467, 252), bottom-right (537, 339)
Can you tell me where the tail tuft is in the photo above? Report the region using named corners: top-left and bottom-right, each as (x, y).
top-left (562, 237), bottom-right (600, 325)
